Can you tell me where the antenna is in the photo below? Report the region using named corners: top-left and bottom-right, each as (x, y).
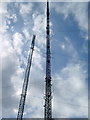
top-left (44, 0), bottom-right (52, 119)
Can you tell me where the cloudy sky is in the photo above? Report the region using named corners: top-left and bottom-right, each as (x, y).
top-left (0, 0), bottom-right (89, 119)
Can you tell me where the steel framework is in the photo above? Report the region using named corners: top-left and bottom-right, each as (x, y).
top-left (17, 35), bottom-right (36, 120)
top-left (44, 0), bottom-right (52, 119)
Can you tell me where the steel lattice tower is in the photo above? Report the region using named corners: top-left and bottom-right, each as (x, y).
top-left (17, 35), bottom-right (36, 120)
top-left (44, 0), bottom-right (52, 119)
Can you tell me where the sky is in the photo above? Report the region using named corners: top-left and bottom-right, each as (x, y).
top-left (0, 0), bottom-right (89, 119)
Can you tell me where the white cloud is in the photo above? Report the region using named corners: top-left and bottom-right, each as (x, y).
top-left (20, 3), bottom-right (33, 15)
top-left (13, 32), bottom-right (24, 55)
top-left (23, 28), bottom-right (31, 40)
top-left (2, 44), bottom-right (21, 118)
top-left (55, 36), bottom-right (88, 117)
top-left (0, 3), bottom-right (9, 34)
top-left (32, 12), bottom-right (46, 33)
top-left (0, 3), bottom-right (25, 118)
top-left (53, 62), bottom-right (88, 118)
top-left (33, 46), bottom-right (44, 70)
top-left (1, 30), bottom-right (24, 118)
top-left (51, 2), bottom-right (88, 39)
top-left (9, 14), bottom-right (17, 22)
top-left (0, 3), bottom-right (17, 36)
top-left (32, 12), bottom-right (46, 48)
top-left (0, 4), bottom-right (11, 118)
top-left (59, 37), bottom-right (79, 60)
top-left (60, 44), bottom-right (65, 50)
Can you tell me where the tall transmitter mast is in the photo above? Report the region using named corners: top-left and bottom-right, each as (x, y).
top-left (44, 0), bottom-right (52, 119)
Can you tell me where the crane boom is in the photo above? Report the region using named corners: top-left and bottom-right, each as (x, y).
top-left (17, 35), bottom-right (36, 120)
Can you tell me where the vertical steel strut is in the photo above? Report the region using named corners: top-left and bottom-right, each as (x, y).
top-left (44, 0), bottom-right (52, 119)
top-left (17, 35), bottom-right (36, 120)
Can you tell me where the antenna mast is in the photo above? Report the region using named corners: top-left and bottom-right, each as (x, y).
top-left (44, 0), bottom-right (52, 119)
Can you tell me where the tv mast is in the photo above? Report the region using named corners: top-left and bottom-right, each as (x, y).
top-left (44, 0), bottom-right (52, 119)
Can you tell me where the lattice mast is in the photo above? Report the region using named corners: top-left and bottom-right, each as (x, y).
top-left (17, 35), bottom-right (36, 120)
top-left (44, 0), bottom-right (52, 119)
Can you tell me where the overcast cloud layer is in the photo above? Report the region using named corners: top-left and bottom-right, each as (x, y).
top-left (0, 1), bottom-right (88, 119)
